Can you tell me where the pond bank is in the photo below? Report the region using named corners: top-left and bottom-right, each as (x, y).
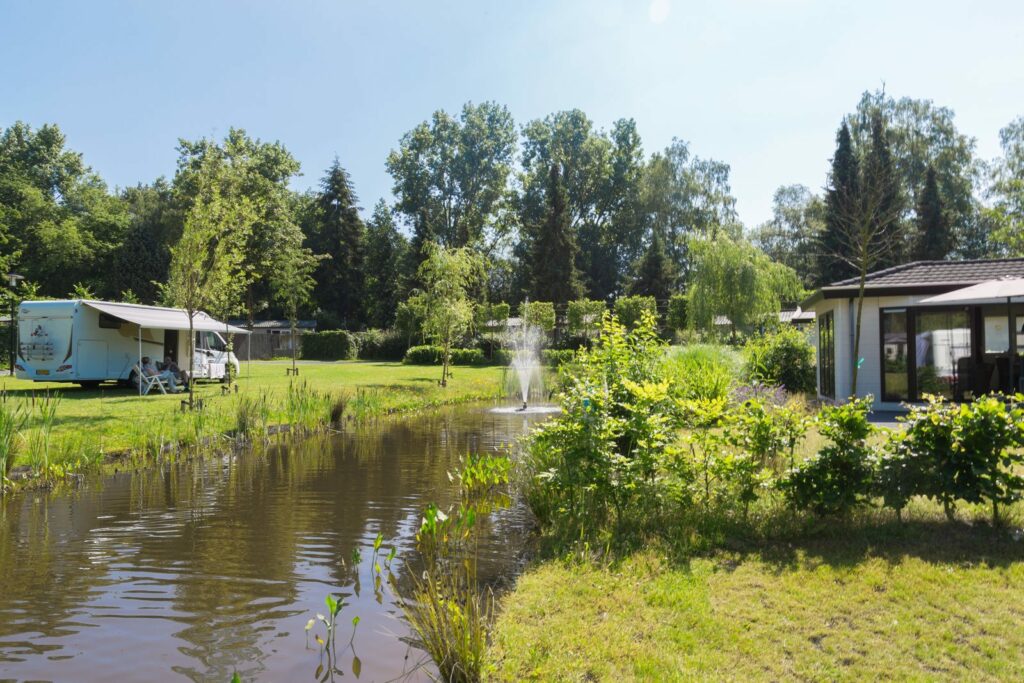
top-left (1, 361), bottom-right (506, 488)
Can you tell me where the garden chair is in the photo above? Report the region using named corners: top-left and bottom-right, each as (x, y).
top-left (133, 362), bottom-right (171, 396)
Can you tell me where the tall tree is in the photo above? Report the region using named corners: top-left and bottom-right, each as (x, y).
top-left (363, 200), bottom-right (408, 328)
top-left (110, 179), bottom-right (178, 304)
top-left (304, 160), bottom-right (366, 329)
top-left (627, 229), bottom-right (675, 309)
top-left (818, 123), bottom-right (860, 285)
top-left (164, 155), bottom-right (252, 406)
top-left (986, 116), bottom-right (1024, 255)
top-left (751, 184), bottom-right (825, 288)
top-left (174, 128), bottom-right (302, 322)
top-left (530, 164), bottom-right (583, 304)
top-left (824, 113), bottom-right (904, 394)
top-left (850, 90), bottom-right (985, 258)
top-left (0, 122), bottom-right (129, 297)
top-left (640, 138), bottom-right (739, 283)
top-left (387, 101), bottom-right (516, 249)
top-left (913, 166), bottom-right (952, 260)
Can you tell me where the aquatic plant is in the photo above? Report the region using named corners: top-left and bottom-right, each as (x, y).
top-left (235, 392), bottom-right (271, 442)
top-left (26, 392), bottom-right (61, 477)
top-left (0, 396), bottom-right (28, 490)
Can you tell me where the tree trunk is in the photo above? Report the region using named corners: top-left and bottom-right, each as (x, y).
top-left (850, 267), bottom-right (868, 397)
top-left (187, 315), bottom-right (195, 409)
top-left (291, 317), bottom-right (297, 375)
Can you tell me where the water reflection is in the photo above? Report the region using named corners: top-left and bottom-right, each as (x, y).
top-left (0, 405), bottom-right (548, 682)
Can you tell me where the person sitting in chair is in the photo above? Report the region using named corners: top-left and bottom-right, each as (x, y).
top-left (162, 355), bottom-right (189, 384)
top-left (142, 356), bottom-right (182, 393)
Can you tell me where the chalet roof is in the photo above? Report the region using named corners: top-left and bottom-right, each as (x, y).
top-left (804, 258), bottom-right (1024, 306)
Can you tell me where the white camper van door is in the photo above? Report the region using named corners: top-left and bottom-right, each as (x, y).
top-left (77, 341), bottom-right (108, 378)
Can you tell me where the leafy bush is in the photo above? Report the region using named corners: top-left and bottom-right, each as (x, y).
top-left (403, 346), bottom-right (487, 366)
top-left (666, 293), bottom-right (687, 331)
top-left (525, 311), bottom-right (680, 540)
top-left (778, 397), bottom-right (876, 516)
top-left (878, 395), bottom-right (1024, 523)
top-left (662, 344), bottom-right (742, 401)
top-left (614, 295), bottom-right (657, 329)
top-left (354, 328), bottom-right (407, 361)
top-left (301, 330), bottom-right (359, 360)
top-left (566, 299), bottom-right (606, 339)
top-left (542, 349), bottom-right (576, 367)
top-left (520, 301), bottom-right (556, 331)
top-left (744, 326), bottom-right (816, 393)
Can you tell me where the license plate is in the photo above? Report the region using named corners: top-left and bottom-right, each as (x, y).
top-left (36, 369), bottom-right (50, 376)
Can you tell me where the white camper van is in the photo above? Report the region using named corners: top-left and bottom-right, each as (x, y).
top-left (16, 300), bottom-right (245, 388)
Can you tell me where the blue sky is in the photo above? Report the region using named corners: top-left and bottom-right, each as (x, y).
top-left (2, 0), bottom-right (1023, 227)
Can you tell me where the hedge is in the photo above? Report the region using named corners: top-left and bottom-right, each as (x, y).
top-left (354, 328), bottom-right (407, 361)
top-left (403, 346), bottom-right (489, 366)
top-left (301, 330), bottom-right (359, 360)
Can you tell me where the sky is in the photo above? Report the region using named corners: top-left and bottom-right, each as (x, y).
top-left (2, 0), bottom-right (1023, 228)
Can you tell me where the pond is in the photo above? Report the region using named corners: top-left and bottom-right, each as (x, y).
top-left (0, 403), bottom-right (553, 682)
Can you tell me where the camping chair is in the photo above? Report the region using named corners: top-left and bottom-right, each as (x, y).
top-left (133, 362), bottom-right (171, 396)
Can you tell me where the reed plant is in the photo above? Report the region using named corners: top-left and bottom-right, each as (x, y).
top-left (25, 392), bottom-right (61, 476)
top-left (0, 395), bottom-right (28, 490)
top-left (285, 380), bottom-right (333, 431)
top-left (235, 391), bottom-right (271, 441)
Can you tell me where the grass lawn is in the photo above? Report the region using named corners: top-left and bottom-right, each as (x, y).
top-left (489, 512), bottom-right (1024, 681)
top-left (0, 360), bottom-right (505, 473)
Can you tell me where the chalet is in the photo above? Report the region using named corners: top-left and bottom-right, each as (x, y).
top-left (802, 259), bottom-right (1024, 409)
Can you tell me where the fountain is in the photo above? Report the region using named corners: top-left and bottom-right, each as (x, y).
top-left (490, 319), bottom-right (560, 415)
top-left (511, 321), bottom-right (543, 411)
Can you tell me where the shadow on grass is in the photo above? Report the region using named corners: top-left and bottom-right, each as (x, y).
top-left (537, 507), bottom-right (1024, 576)
top-left (725, 517), bottom-right (1024, 572)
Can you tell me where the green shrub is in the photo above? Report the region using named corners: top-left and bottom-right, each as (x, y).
top-left (404, 345), bottom-right (443, 365)
top-left (301, 330), bottom-right (359, 360)
top-left (403, 346), bottom-right (488, 366)
top-left (614, 295), bottom-right (657, 329)
top-left (878, 395), bottom-right (1024, 523)
top-left (666, 293), bottom-right (687, 331)
top-left (542, 349), bottom-right (576, 367)
top-left (354, 328), bottom-right (407, 361)
top-left (520, 301), bottom-right (556, 331)
top-left (778, 397), bottom-right (876, 516)
top-left (744, 326), bottom-right (816, 393)
top-left (566, 299), bottom-right (606, 339)
top-left (662, 344), bottom-right (742, 401)
top-left (524, 310), bottom-right (680, 541)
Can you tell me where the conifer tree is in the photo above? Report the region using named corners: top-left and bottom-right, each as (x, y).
top-left (627, 229), bottom-right (676, 309)
top-left (914, 166), bottom-right (952, 260)
top-left (530, 164), bottom-right (583, 303)
top-left (818, 123), bottom-right (859, 285)
top-left (364, 200), bottom-right (408, 328)
top-left (307, 159), bottom-right (365, 328)
top-left (862, 112), bottom-right (904, 269)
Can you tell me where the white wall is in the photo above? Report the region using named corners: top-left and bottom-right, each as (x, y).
top-left (813, 294), bottom-right (934, 410)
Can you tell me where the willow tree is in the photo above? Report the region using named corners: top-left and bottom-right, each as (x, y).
top-left (164, 156), bottom-right (252, 407)
top-left (686, 235), bottom-right (802, 341)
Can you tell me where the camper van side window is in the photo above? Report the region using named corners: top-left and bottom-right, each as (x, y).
top-left (98, 313), bottom-right (123, 329)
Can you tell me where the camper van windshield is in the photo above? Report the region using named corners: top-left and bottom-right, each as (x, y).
top-left (196, 331), bottom-right (226, 352)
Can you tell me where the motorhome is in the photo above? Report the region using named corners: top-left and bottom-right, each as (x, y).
top-left (16, 300), bottom-right (246, 388)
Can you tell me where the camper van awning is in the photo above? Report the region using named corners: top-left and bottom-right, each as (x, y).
top-left (82, 301), bottom-right (250, 334)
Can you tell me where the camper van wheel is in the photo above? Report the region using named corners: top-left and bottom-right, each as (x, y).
top-left (77, 381), bottom-right (100, 390)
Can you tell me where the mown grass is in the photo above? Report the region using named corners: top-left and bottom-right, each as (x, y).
top-left (0, 360), bottom-right (505, 475)
top-left (489, 506), bottom-right (1024, 681)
